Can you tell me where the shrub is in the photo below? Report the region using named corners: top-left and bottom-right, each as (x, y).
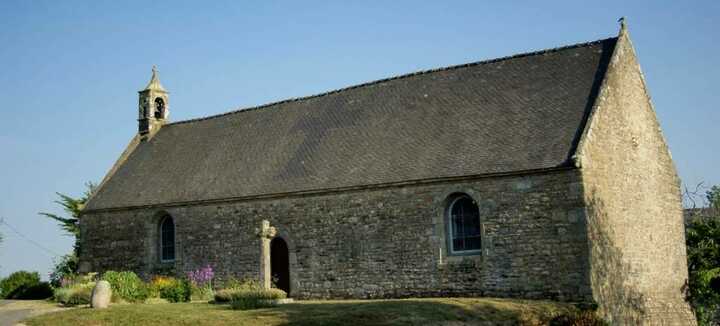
top-left (18, 282), bottom-right (54, 299)
top-left (72, 273), bottom-right (98, 286)
top-left (49, 254), bottom-right (79, 287)
top-left (187, 265), bottom-right (214, 287)
top-left (214, 289), bottom-right (240, 303)
top-left (187, 265), bottom-right (215, 302)
top-left (56, 272), bottom-right (97, 289)
top-left (148, 276), bottom-right (174, 298)
top-left (159, 279), bottom-right (191, 303)
top-left (229, 288), bottom-right (287, 310)
top-left (216, 279), bottom-right (287, 310)
top-left (687, 213), bottom-right (720, 325)
top-left (149, 276), bottom-right (191, 303)
top-left (54, 282), bottom-right (95, 306)
top-left (102, 271), bottom-right (148, 303)
top-left (214, 278), bottom-right (264, 303)
top-left (548, 310), bottom-right (608, 326)
top-left (0, 270), bottom-right (47, 299)
top-left (214, 278), bottom-right (288, 308)
top-left (191, 284), bottom-right (214, 302)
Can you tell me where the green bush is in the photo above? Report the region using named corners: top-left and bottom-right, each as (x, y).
top-left (62, 272), bottom-right (97, 287)
top-left (18, 282), bottom-right (53, 299)
top-left (229, 288), bottom-right (287, 310)
top-left (214, 278), bottom-right (287, 308)
top-left (214, 278), bottom-right (264, 303)
top-left (687, 209), bottom-right (720, 325)
top-left (102, 271), bottom-right (149, 303)
top-left (49, 254), bottom-right (79, 287)
top-left (147, 276), bottom-right (191, 303)
top-left (0, 271), bottom-right (48, 299)
top-left (214, 289), bottom-right (239, 303)
top-left (214, 287), bottom-right (285, 303)
top-left (148, 276), bottom-right (173, 298)
top-left (191, 284), bottom-right (214, 302)
top-left (159, 279), bottom-right (191, 303)
top-left (215, 278), bottom-right (286, 308)
top-left (548, 310), bottom-right (608, 326)
top-left (54, 282), bottom-right (95, 306)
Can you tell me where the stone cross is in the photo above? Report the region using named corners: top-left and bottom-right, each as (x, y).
top-left (256, 220), bottom-right (276, 289)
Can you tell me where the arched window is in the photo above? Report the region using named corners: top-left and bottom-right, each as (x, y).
top-left (160, 215), bottom-right (175, 262)
top-left (154, 98), bottom-right (165, 119)
top-left (448, 195), bottom-right (482, 254)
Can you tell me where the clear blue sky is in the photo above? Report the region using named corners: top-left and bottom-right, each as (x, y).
top-left (0, 1), bottom-right (718, 279)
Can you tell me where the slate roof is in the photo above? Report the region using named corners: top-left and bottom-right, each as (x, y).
top-left (86, 37), bottom-right (617, 211)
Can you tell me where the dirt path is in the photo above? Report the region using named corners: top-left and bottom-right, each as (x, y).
top-left (0, 300), bottom-right (73, 326)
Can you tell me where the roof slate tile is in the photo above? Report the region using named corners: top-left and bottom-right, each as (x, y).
top-left (86, 37), bottom-right (617, 210)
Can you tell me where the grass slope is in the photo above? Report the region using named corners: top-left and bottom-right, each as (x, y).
top-left (24, 298), bottom-right (576, 326)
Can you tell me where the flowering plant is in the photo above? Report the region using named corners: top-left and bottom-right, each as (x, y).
top-left (60, 277), bottom-right (73, 288)
top-left (54, 272), bottom-right (97, 289)
top-left (147, 276), bottom-right (190, 302)
top-left (48, 254), bottom-right (79, 287)
top-left (187, 265), bottom-right (214, 287)
top-left (186, 265), bottom-right (215, 301)
top-left (151, 276), bottom-right (175, 288)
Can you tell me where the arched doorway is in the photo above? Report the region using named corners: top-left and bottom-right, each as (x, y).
top-left (270, 237), bottom-right (290, 295)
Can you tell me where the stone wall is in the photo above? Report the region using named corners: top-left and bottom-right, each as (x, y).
top-left (80, 168), bottom-right (591, 301)
top-left (575, 27), bottom-right (696, 324)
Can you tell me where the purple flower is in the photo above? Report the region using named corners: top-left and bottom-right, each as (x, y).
top-left (187, 265), bottom-right (214, 286)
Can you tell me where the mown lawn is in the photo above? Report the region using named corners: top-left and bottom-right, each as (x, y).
top-left (24, 297), bottom-right (577, 326)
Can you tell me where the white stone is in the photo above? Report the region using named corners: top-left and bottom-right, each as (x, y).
top-left (91, 280), bottom-right (112, 309)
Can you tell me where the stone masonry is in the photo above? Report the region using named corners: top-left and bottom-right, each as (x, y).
top-left (575, 26), bottom-right (696, 324)
top-left (80, 169), bottom-right (591, 301)
top-left (79, 23), bottom-right (696, 324)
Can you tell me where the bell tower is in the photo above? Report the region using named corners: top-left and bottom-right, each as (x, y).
top-left (138, 66), bottom-right (169, 137)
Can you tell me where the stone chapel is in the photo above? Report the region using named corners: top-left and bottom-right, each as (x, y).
top-left (79, 24), bottom-right (695, 324)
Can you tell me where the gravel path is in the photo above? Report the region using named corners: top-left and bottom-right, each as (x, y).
top-left (0, 300), bottom-right (73, 326)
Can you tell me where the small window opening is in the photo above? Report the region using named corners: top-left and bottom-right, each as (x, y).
top-left (160, 215), bottom-right (175, 262)
top-left (154, 98), bottom-right (165, 119)
top-left (448, 195), bottom-right (482, 254)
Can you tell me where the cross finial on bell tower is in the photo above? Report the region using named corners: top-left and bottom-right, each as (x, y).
top-left (138, 66), bottom-right (170, 138)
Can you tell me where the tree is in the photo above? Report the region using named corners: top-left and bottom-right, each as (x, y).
top-left (686, 184), bottom-right (720, 325)
top-left (0, 219), bottom-right (3, 271)
top-left (39, 182), bottom-right (95, 284)
top-left (709, 186), bottom-right (720, 211)
top-left (39, 182), bottom-right (95, 257)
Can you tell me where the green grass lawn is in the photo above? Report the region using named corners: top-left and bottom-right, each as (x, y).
top-left (24, 297), bottom-right (578, 326)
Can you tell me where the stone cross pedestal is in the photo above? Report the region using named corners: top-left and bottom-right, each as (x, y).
top-left (256, 220), bottom-right (276, 290)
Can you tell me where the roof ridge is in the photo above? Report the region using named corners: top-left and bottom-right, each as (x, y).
top-left (166, 36), bottom-right (617, 127)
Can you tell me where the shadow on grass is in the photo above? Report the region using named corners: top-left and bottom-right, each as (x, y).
top-left (243, 298), bottom-right (572, 326)
top-left (23, 298), bottom-right (575, 326)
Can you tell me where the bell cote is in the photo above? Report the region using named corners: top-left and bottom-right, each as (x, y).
top-left (138, 66), bottom-right (169, 137)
